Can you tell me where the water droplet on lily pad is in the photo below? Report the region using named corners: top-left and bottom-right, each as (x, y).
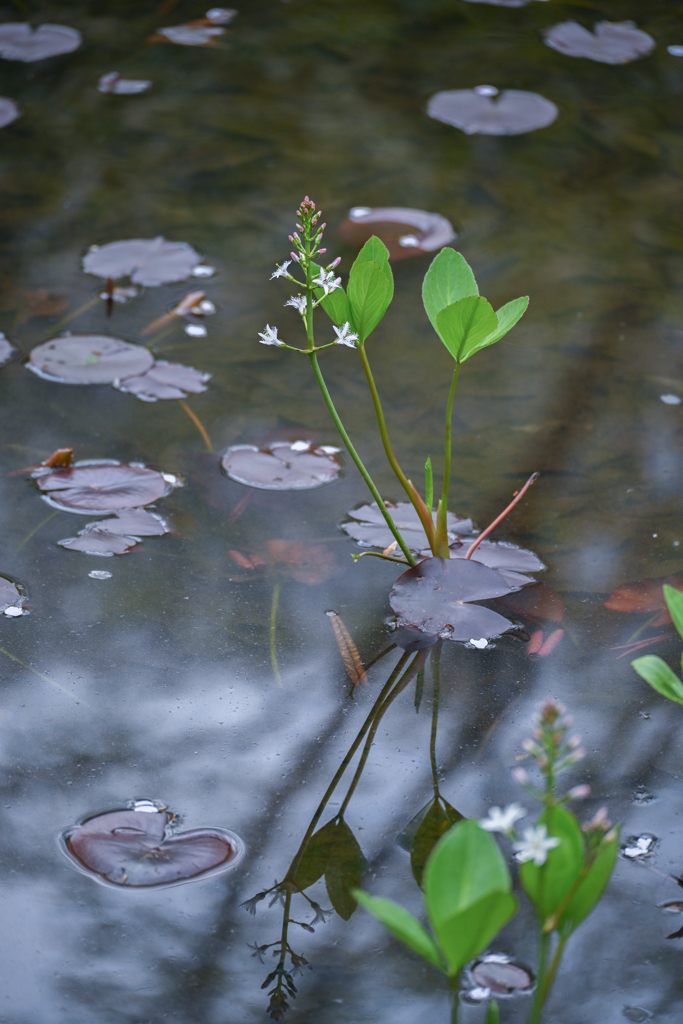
top-left (0, 97), bottom-right (19, 127)
top-left (115, 361), bottom-right (211, 402)
top-left (83, 237), bottom-right (203, 286)
top-left (221, 441), bottom-right (342, 490)
top-left (543, 21), bottom-right (655, 64)
top-left (0, 22), bottom-right (81, 62)
top-left (34, 460), bottom-right (174, 514)
top-left (428, 88), bottom-right (558, 135)
top-left (340, 207), bottom-right (455, 260)
top-left (28, 334), bottom-right (154, 385)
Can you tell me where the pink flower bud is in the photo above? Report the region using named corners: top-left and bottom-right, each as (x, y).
top-left (290, 252), bottom-right (300, 262)
top-left (329, 257), bottom-right (341, 268)
top-left (567, 784), bottom-right (591, 800)
top-left (512, 767), bottom-right (529, 784)
top-left (318, 248), bottom-right (327, 254)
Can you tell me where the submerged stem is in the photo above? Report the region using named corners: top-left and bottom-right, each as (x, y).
top-left (429, 642), bottom-right (442, 794)
top-left (179, 400), bottom-right (213, 452)
top-left (436, 365), bottom-right (460, 557)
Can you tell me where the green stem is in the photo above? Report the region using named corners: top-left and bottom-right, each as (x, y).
top-left (277, 888), bottom-right (293, 969)
top-left (450, 978), bottom-right (460, 1024)
top-left (527, 935), bottom-right (566, 1024)
top-left (270, 581), bottom-right (282, 685)
top-left (429, 642), bottom-right (442, 794)
top-left (358, 345), bottom-right (437, 553)
top-left (436, 365), bottom-right (460, 557)
top-left (528, 928), bottom-right (550, 1024)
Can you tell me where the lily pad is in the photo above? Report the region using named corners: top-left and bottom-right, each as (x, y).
top-left (0, 97), bottom-right (19, 127)
top-left (342, 502), bottom-right (473, 551)
top-left (154, 24), bottom-right (225, 45)
top-left (340, 207), bottom-right (455, 261)
top-left (390, 556), bottom-right (518, 642)
top-left (34, 460), bottom-right (174, 514)
top-left (448, 539), bottom-right (545, 586)
top-left (28, 335), bottom-right (154, 385)
top-left (0, 575), bottom-right (25, 615)
top-left (98, 73), bottom-right (152, 95)
top-left (471, 957), bottom-right (533, 994)
top-left (543, 21), bottom-right (655, 65)
top-left (115, 361), bottom-right (211, 402)
top-left (0, 23), bottom-right (81, 62)
top-left (58, 529), bottom-right (140, 556)
top-left (58, 509), bottom-right (168, 555)
top-left (82, 237), bottom-right (203, 286)
top-left (61, 805), bottom-right (244, 888)
top-left (0, 334), bottom-right (14, 364)
top-left (428, 87), bottom-right (558, 136)
top-left (221, 440), bottom-right (341, 490)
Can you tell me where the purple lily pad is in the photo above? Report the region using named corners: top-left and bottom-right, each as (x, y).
top-left (98, 73), bottom-right (152, 95)
top-left (471, 957), bottom-right (533, 994)
top-left (62, 805), bottom-right (244, 888)
top-left (58, 508), bottom-right (168, 555)
top-left (340, 207), bottom-right (455, 261)
top-left (58, 529), bottom-right (139, 556)
top-left (0, 97), bottom-right (19, 127)
top-left (342, 502), bottom-right (473, 552)
top-left (155, 24), bottom-right (225, 45)
top-left (543, 21), bottom-right (655, 65)
top-left (82, 237), bottom-right (202, 286)
top-left (34, 460), bottom-right (175, 514)
top-left (428, 88), bottom-right (558, 136)
top-left (0, 334), bottom-right (14, 364)
top-left (0, 23), bottom-right (81, 62)
top-left (115, 361), bottom-right (211, 402)
top-left (221, 440), bottom-right (341, 490)
top-left (0, 575), bottom-right (25, 615)
top-left (28, 335), bottom-right (154, 385)
top-left (390, 556), bottom-right (518, 642)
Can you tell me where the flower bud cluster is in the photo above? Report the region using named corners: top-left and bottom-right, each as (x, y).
top-left (515, 700), bottom-right (590, 806)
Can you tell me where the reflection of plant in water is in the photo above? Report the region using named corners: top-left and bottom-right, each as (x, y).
top-left (356, 701), bottom-right (619, 1024)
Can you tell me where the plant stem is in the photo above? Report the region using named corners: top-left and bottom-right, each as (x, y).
top-left (270, 581), bottom-right (282, 685)
top-left (527, 928), bottom-right (550, 1024)
top-left (465, 472), bottom-right (539, 559)
top-left (358, 345), bottom-right (437, 553)
top-left (527, 934), bottom-right (566, 1024)
top-left (429, 642), bottom-right (442, 794)
top-left (179, 400), bottom-right (213, 452)
top-left (450, 978), bottom-right (460, 1024)
top-left (436, 365), bottom-right (460, 557)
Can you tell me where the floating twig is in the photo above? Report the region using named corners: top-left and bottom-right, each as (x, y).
top-left (179, 400), bottom-right (213, 452)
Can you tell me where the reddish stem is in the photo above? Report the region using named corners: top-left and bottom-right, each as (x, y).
top-left (464, 472), bottom-right (540, 559)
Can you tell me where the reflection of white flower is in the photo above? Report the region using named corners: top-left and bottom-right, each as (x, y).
top-left (332, 322), bottom-right (359, 348)
top-left (513, 825), bottom-right (561, 866)
top-left (313, 268), bottom-right (342, 295)
top-left (270, 261), bottom-right (292, 280)
top-left (480, 803), bottom-right (526, 834)
top-left (285, 295), bottom-right (307, 314)
top-left (258, 324), bottom-right (284, 347)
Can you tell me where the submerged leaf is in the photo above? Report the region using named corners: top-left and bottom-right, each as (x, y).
top-left (340, 207), bottom-right (455, 261)
top-left (115, 361), bottom-right (211, 402)
top-left (82, 237), bottom-right (202, 286)
top-left (34, 461), bottom-right (174, 513)
top-left (221, 441), bottom-right (341, 491)
top-left (324, 819), bottom-right (367, 920)
top-left (605, 574), bottom-right (683, 626)
top-left (0, 23), bottom-right (81, 62)
top-left (428, 88), bottom-right (558, 136)
top-left (28, 335), bottom-right (154, 385)
top-left (543, 21), bottom-right (655, 65)
top-left (327, 610), bottom-right (367, 686)
top-left (342, 502), bottom-right (473, 552)
top-left (265, 540), bottom-right (338, 585)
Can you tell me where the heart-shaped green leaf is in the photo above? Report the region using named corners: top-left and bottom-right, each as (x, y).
top-left (434, 296), bottom-right (498, 364)
top-left (351, 236), bottom-right (391, 280)
top-left (434, 891), bottom-right (518, 976)
top-left (348, 260), bottom-right (393, 343)
top-left (422, 248), bottom-right (478, 332)
top-left (558, 830), bottom-right (619, 935)
top-left (632, 655), bottom-right (683, 706)
top-left (519, 806), bottom-right (584, 924)
top-left (353, 891), bottom-right (445, 972)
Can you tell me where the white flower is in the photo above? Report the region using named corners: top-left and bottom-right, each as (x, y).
top-left (270, 261), bottom-right (292, 280)
top-left (258, 324), bottom-right (284, 347)
top-left (480, 803), bottom-right (527, 834)
top-left (313, 268), bottom-right (342, 295)
top-left (332, 322), bottom-right (359, 348)
top-left (513, 825), bottom-right (561, 866)
top-left (285, 295), bottom-right (307, 314)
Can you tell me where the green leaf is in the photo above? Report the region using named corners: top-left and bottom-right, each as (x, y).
top-left (291, 817), bottom-right (341, 891)
top-left (422, 248), bottom-right (478, 332)
top-left (351, 236), bottom-right (391, 281)
top-left (424, 819), bottom-right (512, 930)
top-left (471, 295), bottom-right (528, 357)
top-left (664, 585), bottom-right (683, 642)
top-left (353, 890), bottom-right (445, 972)
top-left (558, 830), bottom-right (619, 935)
top-left (434, 296), bottom-right (498, 364)
top-left (324, 819), bottom-right (367, 920)
top-left (519, 806), bottom-right (584, 924)
top-left (348, 261), bottom-right (393, 343)
top-left (435, 891), bottom-right (518, 976)
top-left (424, 457), bottom-right (433, 514)
top-left (410, 799), bottom-right (464, 887)
top-left (632, 655), bottom-right (683, 706)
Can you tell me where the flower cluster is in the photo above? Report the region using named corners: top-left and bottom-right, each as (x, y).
top-left (512, 700), bottom-right (587, 806)
top-left (479, 804), bottom-right (560, 865)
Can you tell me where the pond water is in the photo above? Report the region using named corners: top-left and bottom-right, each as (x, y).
top-left (1, 1), bottom-right (683, 1021)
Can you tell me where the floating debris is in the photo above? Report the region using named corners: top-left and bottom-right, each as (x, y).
top-left (28, 334), bottom-right (154, 385)
top-left (97, 72), bottom-right (152, 95)
top-left (0, 334), bottom-right (14, 364)
top-left (341, 502), bottom-right (472, 551)
top-left (222, 440), bottom-right (342, 490)
top-left (0, 576), bottom-right (26, 616)
top-left (622, 834), bottom-right (656, 859)
top-left (150, 9), bottom-right (236, 46)
top-left (88, 570), bottom-right (112, 579)
top-left (115, 361), bottom-right (211, 402)
top-left (60, 804), bottom-right (244, 887)
top-left (34, 460), bottom-right (176, 514)
top-left (0, 22), bottom-right (81, 62)
top-left (82, 237), bottom-right (203, 286)
top-left (59, 509), bottom-right (169, 556)
top-left (543, 21), bottom-right (655, 65)
top-left (327, 610), bottom-right (367, 686)
top-left (339, 207), bottom-right (455, 261)
top-left (428, 87), bottom-right (558, 135)
top-left (0, 97), bottom-right (19, 126)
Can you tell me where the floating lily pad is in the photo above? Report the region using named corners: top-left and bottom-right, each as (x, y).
top-left (0, 97), bottom-right (19, 127)
top-left (0, 575), bottom-right (25, 615)
top-left (390, 556), bottom-right (518, 642)
top-left (58, 529), bottom-right (140, 556)
top-left (58, 509), bottom-right (168, 555)
top-left (448, 539), bottom-right (545, 587)
top-left (0, 23), bottom-right (81, 62)
top-left (428, 88), bottom-right (558, 136)
top-left (341, 502), bottom-right (473, 551)
top-left (471, 957), bottom-right (533, 994)
top-left (154, 24), bottom-right (225, 45)
top-left (339, 207), bottom-right (455, 261)
top-left (543, 21), bottom-right (655, 64)
top-left (28, 335), bottom-right (154, 385)
top-left (115, 361), bottom-right (211, 402)
top-left (97, 72), bottom-right (152, 95)
top-left (61, 805), bottom-right (244, 887)
top-left (0, 334), bottom-right (14, 364)
top-left (221, 441), bottom-right (341, 490)
top-left (34, 461), bottom-right (173, 514)
top-left (82, 237), bottom-right (202, 286)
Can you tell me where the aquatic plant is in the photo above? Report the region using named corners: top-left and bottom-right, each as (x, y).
top-left (632, 585), bottom-right (683, 706)
top-left (355, 701), bottom-right (619, 1023)
top-left (264, 196), bottom-right (530, 567)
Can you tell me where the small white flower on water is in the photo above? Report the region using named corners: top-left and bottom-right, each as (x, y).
top-left (285, 295), bottom-right (307, 314)
top-left (470, 637), bottom-right (488, 649)
top-left (270, 261), bottom-right (292, 280)
top-left (313, 268), bottom-right (342, 295)
top-left (333, 322), bottom-right (359, 348)
top-left (258, 324), bottom-right (284, 347)
top-left (480, 803), bottom-right (527, 834)
top-left (513, 825), bottom-right (561, 866)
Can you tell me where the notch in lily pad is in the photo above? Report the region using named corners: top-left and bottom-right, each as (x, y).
top-left (0, 22), bottom-right (81, 62)
top-left (543, 21), bottom-right (655, 65)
